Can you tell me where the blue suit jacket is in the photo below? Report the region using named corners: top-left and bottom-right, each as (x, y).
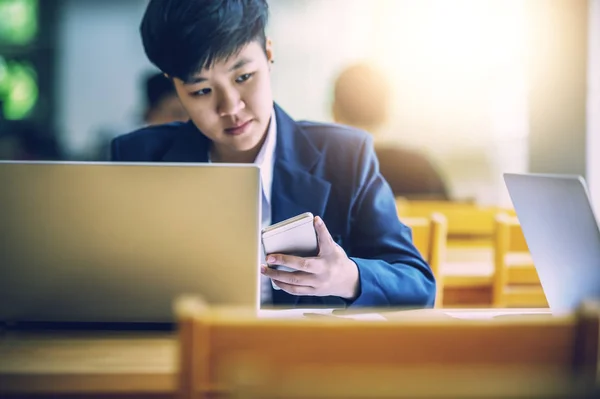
top-left (111, 104), bottom-right (436, 308)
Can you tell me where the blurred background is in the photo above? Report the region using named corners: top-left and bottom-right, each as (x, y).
top-left (0, 0), bottom-right (598, 210)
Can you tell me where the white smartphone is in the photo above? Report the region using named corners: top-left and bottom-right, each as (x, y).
top-left (261, 212), bottom-right (319, 290)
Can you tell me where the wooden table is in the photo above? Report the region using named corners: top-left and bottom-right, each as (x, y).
top-left (0, 307), bottom-right (556, 398)
top-left (0, 330), bottom-right (177, 398)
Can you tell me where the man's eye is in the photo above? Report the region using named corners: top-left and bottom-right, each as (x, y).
top-left (192, 88), bottom-right (211, 96)
top-left (235, 73), bottom-right (254, 83)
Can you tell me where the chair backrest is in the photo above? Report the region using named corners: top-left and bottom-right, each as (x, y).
top-left (401, 216), bottom-right (430, 257)
top-left (493, 213), bottom-right (547, 308)
top-left (176, 298), bottom-right (600, 399)
top-left (401, 213), bottom-right (447, 307)
top-left (396, 198), bottom-right (514, 247)
top-left (495, 213), bottom-right (529, 252)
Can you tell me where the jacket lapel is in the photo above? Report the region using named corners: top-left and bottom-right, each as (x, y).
top-left (271, 104), bottom-right (331, 224)
top-left (270, 105), bottom-right (332, 307)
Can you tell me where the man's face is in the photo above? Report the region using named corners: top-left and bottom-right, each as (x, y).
top-left (171, 40), bottom-right (274, 158)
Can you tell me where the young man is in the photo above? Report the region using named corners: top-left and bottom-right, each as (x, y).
top-left (111, 0), bottom-right (435, 308)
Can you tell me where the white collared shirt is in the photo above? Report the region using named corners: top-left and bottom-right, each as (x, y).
top-left (255, 109), bottom-right (277, 306)
top-left (208, 108), bottom-right (277, 305)
top-left (254, 108), bottom-right (277, 228)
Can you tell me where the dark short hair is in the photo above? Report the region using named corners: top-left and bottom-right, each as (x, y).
top-left (144, 72), bottom-right (176, 110)
top-left (140, 0), bottom-right (269, 82)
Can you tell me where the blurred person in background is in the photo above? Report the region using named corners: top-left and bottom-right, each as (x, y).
top-left (110, 0), bottom-right (436, 309)
top-left (332, 63), bottom-right (450, 200)
top-left (143, 72), bottom-right (188, 125)
top-left (92, 72), bottom-right (189, 160)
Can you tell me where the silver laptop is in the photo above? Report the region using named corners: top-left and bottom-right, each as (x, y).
top-left (504, 173), bottom-right (600, 314)
top-left (0, 161), bottom-right (261, 324)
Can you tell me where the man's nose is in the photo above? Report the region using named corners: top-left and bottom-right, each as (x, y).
top-left (217, 89), bottom-right (245, 117)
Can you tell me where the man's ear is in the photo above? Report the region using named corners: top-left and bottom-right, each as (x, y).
top-left (163, 73), bottom-right (176, 82)
top-left (265, 37), bottom-right (274, 65)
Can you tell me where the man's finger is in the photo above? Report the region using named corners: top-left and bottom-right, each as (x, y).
top-left (266, 254), bottom-right (319, 273)
top-left (314, 216), bottom-right (335, 255)
top-left (261, 265), bottom-right (315, 286)
top-left (272, 280), bottom-right (316, 296)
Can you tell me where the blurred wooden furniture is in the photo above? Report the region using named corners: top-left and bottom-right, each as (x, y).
top-left (401, 213), bottom-right (447, 307)
top-left (3, 301), bottom-right (598, 399)
top-left (493, 213), bottom-right (548, 308)
top-left (0, 330), bottom-right (177, 399)
top-left (396, 198), bottom-right (514, 247)
top-left (396, 198), bottom-right (502, 306)
top-left (442, 246), bottom-right (495, 307)
top-left (396, 198), bottom-right (497, 306)
top-left (396, 199), bottom-right (540, 307)
top-left (177, 298), bottom-right (600, 399)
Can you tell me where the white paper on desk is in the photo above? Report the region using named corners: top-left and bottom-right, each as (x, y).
top-left (258, 308), bottom-right (331, 319)
top-left (444, 310), bottom-right (551, 320)
top-left (257, 308), bottom-right (386, 321)
top-left (334, 313), bottom-right (387, 321)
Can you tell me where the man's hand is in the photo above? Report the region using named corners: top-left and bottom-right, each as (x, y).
top-left (261, 216), bottom-right (360, 299)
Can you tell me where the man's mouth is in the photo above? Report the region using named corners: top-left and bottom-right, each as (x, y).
top-left (224, 119), bottom-right (253, 136)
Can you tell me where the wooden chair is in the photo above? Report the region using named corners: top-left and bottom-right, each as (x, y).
top-left (176, 298), bottom-right (600, 399)
top-left (401, 213), bottom-right (447, 307)
top-left (397, 198), bottom-right (513, 307)
top-left (493, 213), bottom-right (548, 308)
top-left (396, 198), bottom-right (514, 247)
